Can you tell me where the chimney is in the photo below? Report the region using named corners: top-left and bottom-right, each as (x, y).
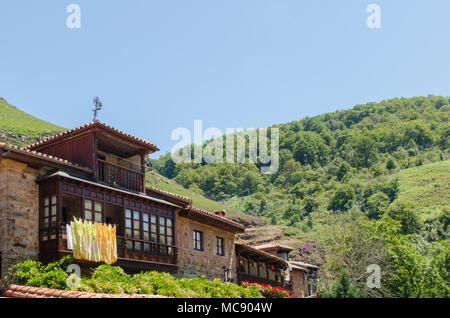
top-left (214, 210), bottom-right (226, 217)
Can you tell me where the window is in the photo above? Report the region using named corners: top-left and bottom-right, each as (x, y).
top-left (216, 237), bottom-right (224, 256)
top-left (124, 210), bottom-right (174, 255)
top-left (41, 194), bottom-right (57, 241)
top-left (193, 230), bottom-right (203, 251)
top-left (125, 209), bottom-right (142, 250)
top-left (85, 199), bottom-right (102, 222)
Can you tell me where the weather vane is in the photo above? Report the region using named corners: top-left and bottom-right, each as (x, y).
top-left (92, 97), bottom-right (103, 122)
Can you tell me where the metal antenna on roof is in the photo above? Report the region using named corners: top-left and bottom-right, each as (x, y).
top-left (92, 97), bottom-right (103, 122)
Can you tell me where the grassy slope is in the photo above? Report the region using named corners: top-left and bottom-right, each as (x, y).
top-left (0, 98), bottom-right (65, 146)
top-left (394, 160), bottom-right (449, 221)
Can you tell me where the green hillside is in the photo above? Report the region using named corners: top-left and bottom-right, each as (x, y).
top-left (0, 97), bottom-right (65, 146)
top-left (395, 160), bottom-right (449, 221)
top-left (146, 171), bottom-right (263, 225)
top-left (154, 95), bottom-right (450, 297)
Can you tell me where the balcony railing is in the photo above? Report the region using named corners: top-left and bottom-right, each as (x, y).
top-left (236, 272), bottom-right (287, 290)
top-left (40, 223), bottom-right (177, 266)
top-left (97, 159), bottom-right (144, 192)
top-left (117, 236), bottom-right (177, 265)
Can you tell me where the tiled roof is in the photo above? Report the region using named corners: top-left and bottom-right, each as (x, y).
top-left (146, 186), bottom-right (192, 203)
top-left (235, 243), bottom-right (289, 268)
top-left (26, 121), bottom-right (159, 151)
top-left (0, 142), bottom-right (91, 172)
top-left (251, 243), bottom-right (294, 252)
top-left (189, 206), bottom-right (245, 229)
top-left (3, 284), bottom-right (167, 298)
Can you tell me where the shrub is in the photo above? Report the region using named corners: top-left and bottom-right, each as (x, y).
top-left (7, 259), bottom-right (263, 298)
top-left (6, 256), bottom-right (73, 290)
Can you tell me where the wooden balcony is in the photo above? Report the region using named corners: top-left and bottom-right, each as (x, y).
top-left (236, 272), bottom-right (287, 289)
top-left (97, 159), bottom-right (144, 193)
top-left (39, 223), bottom-right (177, 273)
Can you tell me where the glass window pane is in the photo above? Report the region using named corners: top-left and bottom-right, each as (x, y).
top-left (51, 219), bottom-right (56, 227)
top-left (95, 212), bottom-right (102, 222)
top-left (151, 224), bottom-right (157, 233)
top-left (159, 235), bottom-right (166, 244)
top-left (44, 207), bottom-right (49, 217)
top-left (44, 197), bottom-right (49, 206)
top-left (134, 221), bottom-right (140, 229)
top-left (160, 226), bottom-right (165, 235)
top-left (166, 219), bottom-right (172, 227)
top-left (133, 211), bottom-right (140, 220)
top-left (167, 228), bottom-right (172, 236)
top-left (125, 209), bottom-right (131, 218)
top-left (143, 232), bottom-right (149, 241)
top-left (159, 217), bottom-right (165, 225)
top-left (142, 213), bottom-right (149, 222)
top-left (126, 240), bottom-right (133, 250)
top-left (167, 236), bottom-right (173, 245)
top-left (168, 247), bottom-right (174, 256)
top-left (95, 202), bottom-right (102, 212)
top-left (51, 195), bottom-right (57, 205)
top-left (151, 234), bottom-right (157, 242)
top-left (143, 223), bottom-right (149, 232)
top-left (151, 215), bottom-right (156, 224)
top-left (134, 230), bottom-right (140, 239)
top-left (135, 242), bottom-right (142, 251)
top-left (125, 219), bottom-right (131, 228)
top-left (85, 210), bottom-right (92, 220)
top-left (85, 200), bottom-right (92, 210)
top-left (126, 229), bottom-right (132, 238)
top-left (44, 218), bottom-right (49, 227)
top-left (144, 243), bottom-right (150, 252)
top-left (51, 206), bottom-right (57, 216)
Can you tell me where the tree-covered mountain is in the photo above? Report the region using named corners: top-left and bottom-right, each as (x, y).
top-left (154, 95), bottom-right (449, 297)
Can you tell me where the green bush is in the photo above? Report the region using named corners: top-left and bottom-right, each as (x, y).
top-left (7, 259), bottom-right (263, 298)
top-left (6, 256), bottom-right (73, 290)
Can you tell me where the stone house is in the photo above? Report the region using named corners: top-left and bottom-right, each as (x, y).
top-left (0, 121), bottom-right (244, 284)
top-left (0, 121), bottom-right (314, 297)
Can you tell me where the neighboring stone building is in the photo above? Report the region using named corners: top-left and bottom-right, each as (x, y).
top-left (238, 243), bottom-right (319, 298)
top-left (0, 121), bottom-right (245, 287)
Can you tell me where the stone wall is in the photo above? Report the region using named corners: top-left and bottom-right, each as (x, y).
top-left (0, 159), bottom-right (39, 287)
top-left (176, 212), bottom-right (237, 282)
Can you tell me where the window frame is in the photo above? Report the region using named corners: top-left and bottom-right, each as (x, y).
top-left (193, 230), bottom-right (203, 251)
top-left (216, 236), bottom-right (225, 256)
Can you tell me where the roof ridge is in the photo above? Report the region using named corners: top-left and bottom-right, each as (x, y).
top-left (190, 206), bottom-right (244, 228)
top-left (25, 121), bottom-right (158, 150)
top-left (145, 185), bottom-right (192, 202)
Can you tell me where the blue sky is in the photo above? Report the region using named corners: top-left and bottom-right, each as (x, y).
top-left (1, 0), bottom-right (450, 157)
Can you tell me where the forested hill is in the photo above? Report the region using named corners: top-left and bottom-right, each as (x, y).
top-left (154, 95), bottom-right (449, 224)
top-left (154, 95), bottom-right (449, 297)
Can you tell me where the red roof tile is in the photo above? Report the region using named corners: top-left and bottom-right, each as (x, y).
top-left (3, 284), bottom-right (168, 299)
top-left (25, 121), bottom-right (159, 151)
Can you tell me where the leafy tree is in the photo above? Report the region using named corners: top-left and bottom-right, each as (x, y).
top-left (293, 131), bottom-right (330, 166)
top-left (328, 184), bottom-right (355, 212)
top-left (353, 133), bottom-right (378, 167)
top-left (386, 200), bottom-right (422, 235)
top-left (366, 192), bottom-right (390, 219)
